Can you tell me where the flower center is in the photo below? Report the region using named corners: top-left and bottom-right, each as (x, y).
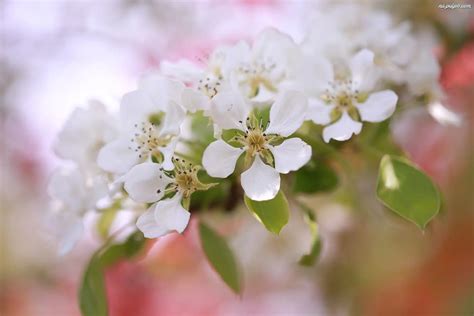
top-left (228, 114), bottom-right (283, 167)
top-left (237, 59), bottom-right (280, 97)
top-left (322, 79), bottom-right (364, 122)
top-left (129, 121), bottom-right (172, 160)
top-left (198, 75), bottom-right (222, 99)
top-left (169, 158), bottom-right (215, 199)
top-left (175, 173), bottom-right (195, 198)
top-left (246, 128), bottom-right (267, 156)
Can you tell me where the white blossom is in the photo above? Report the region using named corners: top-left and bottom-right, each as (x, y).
top-left (122, 159), bottom-right (213, 238)
top-left (202, 89), bottom-right (311, 201)
top-left (303, 3), bottom-right (439, 96)
top-left (97, 75), bottom-right (186, 174)
top-left (47, 166), bottom-right (108, 255)
top-left (305, 49), bottom-right (398, 142)
top-left (161, 45), bottom-right (233, 111)
top-left (162, 28), bottom-right (302, 105)
top-left (53, 100), bottom-right (118, 174)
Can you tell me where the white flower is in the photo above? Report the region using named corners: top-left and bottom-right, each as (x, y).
top-left (405, 49), bottom-right (441, 96)
top-left (161, 45), bottom-right (233, 111)
top-left (162, 28), bottom-right (301, 105)
top-left (305, 49), bottom-right (398, 143)
top-left (202, 89), bottom-right (311, 201)
top-left (122, 159), bottom-right (214, 238)
top-left (47, 166), bottom-right (108, 255)
top-left (97, 75), bottom-right (186, 174)
top-left (54, 100), bottom-right (118, 174)
top-left (303, 4), bottom-right (421, 86)
top-left (222, 28), bottom-right (302, 103)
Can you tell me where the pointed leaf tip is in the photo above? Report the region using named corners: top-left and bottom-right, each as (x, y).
top-left (244, 190), bottom-right (289, 234)
top-left (199, 222), bottom-right (242, 294)
top-left (376, 155), bottom-right (440, 230)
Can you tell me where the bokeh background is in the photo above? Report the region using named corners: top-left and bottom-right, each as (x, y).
top-left (1, 1), bottom-right (473, 315)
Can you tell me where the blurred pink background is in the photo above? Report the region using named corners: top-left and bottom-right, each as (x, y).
top-left (1, 1), bottom-right (473, 315)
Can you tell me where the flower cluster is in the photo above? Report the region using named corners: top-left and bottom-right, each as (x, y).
top-left (48, 5), bottom-right (447, 254)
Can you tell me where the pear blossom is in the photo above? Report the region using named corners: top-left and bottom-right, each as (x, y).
top-left (161, 45), bottom-right (233, 112)
top-left (54, 100), bottom-right (117, 174)
top-left (302, 4), bottom-right (429, 89)
top-left (122, 159), bottom-right (214, 238)
top-left (47, 166), bottom-right (108, 255)
top-left (97, 75), bottom-right (187, 174)
top-left (305, 49), bottom-right (398, 143)
top-left (163, 28), bottom-right (302, 104)
top-left (202, 89), bottom-right (311, 201)
top-left (221, 28), bottom-right (302, 103)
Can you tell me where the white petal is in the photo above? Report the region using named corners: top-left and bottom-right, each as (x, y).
top-left (322, 112), bottom-right (363, 143)
top-left (160, 59), bottom-right (204, 83)
top-left (307, 98), bottom-right (334, 125)
top-left (161, 137), bottom-right (178, 171)
top-left (349, 49), bottom-right (377, 91)
top-left (252, 27), bottom-right (300, 72)
top-left (210, 89), bottom-right (250, 130)
top-left (181, 87), bottom-right (210, 113)
top-left (250, 84), bottom-right (276, 103)
top-left (48, 167), bottom-right (85, 210)
top-left (123, 162), bottom-right (172, 203)
top-left (221, 41), bottom-right (252, 78)
top-left (56, 213), bottom-right (84, 256)
top-left (119, 90), bottom-right (155, 131)
top-left (139, 74), bottom-right (184, 108)
top-left (97, 138), bottom-right (139, 174)
top-left (86, 175), bottom-right (109, 208)
top-left (154, 194), bottom-right (190, 234)
top-left (356, 90), bottom-right (398, 122)
top-left (159, 101), bottom-right (185, 136)
top-left (241, 156), bottom-right (280, 201)
top-left (53, 104), bottom-right (113, 165)
top-left (136, 205), bottom-right (163, 239)
top-left (270, 138), bottom-right (312, 174)
top-left (136, 194), bottom-right (190, 238)
top-left (292, 56), bottom-right (333, 96)
top-left (427, 101), bottom-right (463, 127)
top-left (265, 90), bottom-right (308, 136)
top-left (202, 140), bottom-right (243, 178)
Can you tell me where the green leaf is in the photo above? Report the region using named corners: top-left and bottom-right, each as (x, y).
top-left (376, 155), bottom-right (441, 229)
top-left (199, 222), bottom-right (241, 294)
top-left (300, 238), bottom-right (322, 266)
top-left (298, 207), bottom-right (322, 266)
top-left (79, 254), bottom-right (108, 316)
top-left (244, 190), bottom-right (289, 234)
top-left (293, 161), bottom-right (338, 194)
top-left (99, 231), bottom-right (146, 267)
top-left (79, 231), bottom-right (146, 316)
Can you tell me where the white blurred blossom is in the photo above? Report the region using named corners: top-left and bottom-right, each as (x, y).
top-left (47, 166), bottom-right (108, 255)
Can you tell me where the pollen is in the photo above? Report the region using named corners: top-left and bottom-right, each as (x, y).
top-left (236, 58), bottom-right (280, 97)
top-left (197, 75), bottom-right (222, 98)
top-left (322, 79), bottom-right (362, 121)
top-left (171, 157), bottom-right (214, 199)
top-left (129, 121), bottom-right (172, 160)
top-left (246, 129), bottom-right (267, 156)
